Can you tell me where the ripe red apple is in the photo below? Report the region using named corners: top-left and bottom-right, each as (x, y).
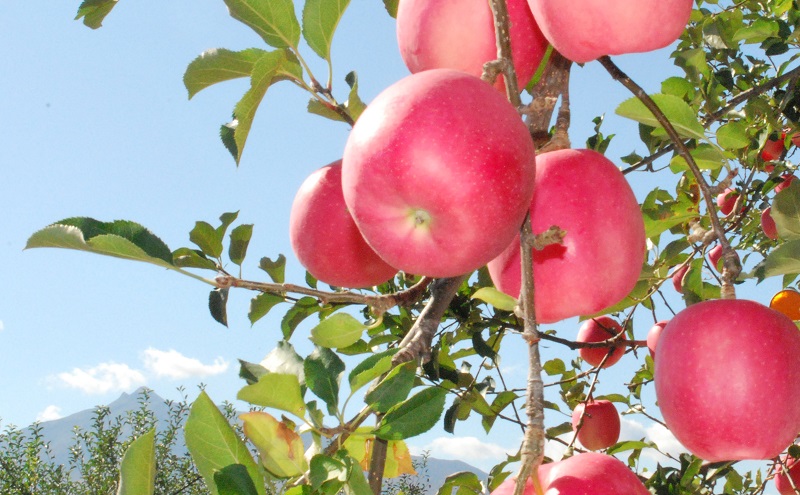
top-left (655, 299), bottom-right (800, 461)
top-left (397, 0), bottom-right (548, 91)
top-left (762, 207), bottom-right (778, 240)
top-left (716, 188), bottom-right (738, 215)
top-left (774, 453), bottom-right (800, 495)
top-left (526, 0), bottom-right (693, 63)
top-left (761, 135), bottom-right (787, 162)
top-left (792, 133), bottom-right (800, 148)
top-left (577, 316), bottom-right (625, 368)
top-left (571, 400), bottom-right (621, 451)
top-left (671, 265), bottom-right (689, 293)
top-left (646, 320), bottom-right (668, 358)
top-left (708, 244), bottom-right (723, 273)
top-left (487, 149), bottom-right (645, 323)
top-left (490, 452), bottom-right (650, 495)
top-left (289, 161), bottom-right (397, 288)
top-left (775, 174), bottom-right (796, 194)
top-left (342, 69), bottom-right (536, 278)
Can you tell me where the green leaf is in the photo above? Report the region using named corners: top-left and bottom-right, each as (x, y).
top-left (364, 363), bottom-right (416, 413)
top-left (772, 182), bottom-right (800, 240)
top-left (302, 0), bottom-right (351, 61)
top-left (238, 359), bottom-right (268, 385)
top-left (191, 221), bottom-right (223, 259)
top-left (241, 412), bottom-right (308, 478)
top-left (229, 224), bottom-right (254, 266)
top-left (184, 48), bottom-right (267, 99)
top-left (173, 248), bottom-right (218, 270)
top-left (546, 422), bottom-right (573, 438)
top-left (259, 255), bottom-right (286, 283)
top-left (117, 429), bottom-right (156, 495)
top-left (616, 94), bottom-right (705, 141)
top-left (716, 121), bottom-right (750, 149)
top-left (606, 440), bottom-right (652, 455)
top-left (26, 218), bottom-right (173, 265)
top-left (185, 391), bottom-right (265, 495)
top-left (344, 457), bottom-right (373, 495)
top-left (226, 49), bottom-right (304, 164)
top-left (307, 99), bottom-right (347, 122)
top-left (375, 387), bottom-right (447, 440)
top-left (348, 348), bottom-right (399, 394)
top-left (669, 143), bottom-right (727, 173)
top-left (309, 454), bottom-right (347, 492)
top-left (305, 346), bottom-right (345, 415)
top-left (471, 287), bottom-right (517, 312)
top-left (382, 0), bottom-right (398, 17)
top-left (344, 71), bottom-right (366, 122)
top-left (753, 240), bottom-right (800, 280)
top-left (260, 341), bottom-right (306, 380)
top-left (237, 373), bottom-right (306, 418)
top-left (209, 288), bottom-right (229, 327)
top-left (282, 297), bottom-right (321, 339)
top-left (309, 313), bottom-right (366, 349)
top-left (641, 188), bottom-right (698, 239)
top-left (436, 472), bottom-right (483, 495)
top-left (75, 0), bottom-right (119, 29)
top-left (733, 18), bottom-right (779, 43)
top-left (224, 0), bottom-right (301, 49)
top-left (214, 464), bottom-right (260, 495)
top-left (249, 292), bottom-right (285, 325)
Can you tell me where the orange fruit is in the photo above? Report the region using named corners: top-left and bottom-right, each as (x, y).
top-left (770, 290), bottom-right (800, 320)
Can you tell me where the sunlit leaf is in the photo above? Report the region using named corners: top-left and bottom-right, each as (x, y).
top-left (184, 48), bottom-right (267, 99)
top-left (309, 313), bottom-right (366, 349)
top-left (241, 412), bottom-right (308, 478)
top-left (436, 471), bottom-right (483, 495)
top-left (214, 464), bottom-right (260, 495)
top-left (772, 182), bottom-right (800, 240)
top-left (348, 348), bottom-right (399, 394)
top-left (259, 255), bottom-right (286, 283)
top-left (669, 144), bottom-right (727, 172)
top-left (305, 346), bottom-right (345, 414)
top-left (375, 387), bottom-right (447, 440)
top-left (237, 373), bottom-right (306, 418)
top-left (364, 363), bottom-right (416, 413)
top-left (75, 0), bottom-right (119, 29)
top-left (616, 93), bottom-right (705, 140)
top-left (302, 0), bottom-right (351, 61)
top-left (343, 430), bottom-right (415, 478)
top-left (249, 292), bottom-right (285, 325)
top-left (117, 429), bottom-right (156, 495)
top-left (224, 0), bottom-right (300, 49)
top-left (471, 287), bottom-right (517, 312)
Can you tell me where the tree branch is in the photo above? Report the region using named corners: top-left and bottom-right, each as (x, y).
top-left (523, 52), bottom-right (572, 149)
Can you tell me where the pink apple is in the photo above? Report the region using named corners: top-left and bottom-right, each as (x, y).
top-left (397, 0), bottom-right (548, 91)
top-left (708, 244), bottom-right (723, 273)
top-left (490, 452), bottom-right (650, 495)
top-left (762, 135), bottom-right (786, 162)
top-left (716, 188), bottom-right (738, 215)
top-left (646, 320), bottom-right (668, 358)
top-left (526, 0), bottom-right (693, 63)
top-left (487, 149), bottom-right (645, 323)
top-left (774, 453), bottom-right (800, 495)
top-left (655, 299), bottom-right (800, 461)
top-left (342, 69), bottom-right (536, 278)
top-left (577, 316), bottom-right (625, 368)
top-left (671, 265), bottom-right (689, 293)
top-left (762, 207), bottom-right (778, 240)
top-left (571, 400), bottom-right (621, 451)
top-left (775, 174), bottom-right (796, 193)
top-left (289, 161), bottom-right (397, 288)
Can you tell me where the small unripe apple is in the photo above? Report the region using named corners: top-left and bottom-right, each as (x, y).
top-left (577, 316), bottom-right (625, 368)
top-left (655, 299), bottom-right (800, 461)
top-left (289, 161), bottom-right (397, 288)
top-left (571, 400), bottom-right (621, 451)
top-left (716, 188), bottom-right (738, 215)
top-left (342, 69), bottom-right (536, 278)
top-left (490, 452), bottom-right (650, 495)
top-left (526, 0), bottom-right (693, 63)
top-left (646, 320), bottom-right (668, 358)
top-left (397, 0), bottom-right (548, 91)
top-left (762, 207), bottom-right (778, 240)
top-left (775, 174), bottom-right (796, 194)
top-left (708, 244), bottom-right (723, 273)
top-left (487, 149), bottom-right (645, 323)
top-left (671, 265), bottom-right (689, 293)
top-left (774, 453), bottom-right (800, 495)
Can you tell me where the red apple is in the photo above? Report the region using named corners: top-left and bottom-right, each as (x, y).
top-left (490, 452), bottom-right (650, 495)
top-left (577, 316), bottom-right (625, 368)
top-left (655, 299), bottom-right (800, 461)
top-left (716, 188), bottom-right (738, 215)
top-left (792, 133), bottom-right (800, 148)
top-left (762, 135), bottom-right (787, 162)
top-left (708, 244), bottom-right (723, 273)
top-left (487, 149), bottom-right (645, 323)
top-left (646, 320), bottom-right (668, 358)
top-left (762, 207), bottom-right (778, 240)
top-left (289, 161), bottom-right (397, 288)
top-left (526, 0), bottom-right (693, 63)
top-left (775, 453), bottom-right (800, 495)
top-left (671, 265), bottom-right (689, 293)
top-left (342, 69), bottom-right (536, 278)
top-left (775, 174), bottom-right (796, 194)
top-left (397, 0), bottom-right (548, 91)
top-left (571, 400), bottom-right (621, 451)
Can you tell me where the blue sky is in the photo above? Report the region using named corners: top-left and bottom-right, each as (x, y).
top-left (0, 0), bottom-right (786, 481)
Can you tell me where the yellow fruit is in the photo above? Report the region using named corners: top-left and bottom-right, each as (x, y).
top-left (770, 290), bottom-right (800, 320)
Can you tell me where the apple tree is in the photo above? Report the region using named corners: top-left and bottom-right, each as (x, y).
top-left (24, 0), bottom-right (800, 494)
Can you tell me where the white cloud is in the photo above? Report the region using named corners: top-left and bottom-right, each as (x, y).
top-left (54, 362), bottom-right (146, 395)
top-left (36, 405), bottom-right (63, 422)
top-left (142, 348), bottom-right (228, 380)
top-left (0, 320), bottom-right (4, 332)
top-left (421, 436), bottom-right (515, 470)
top-left (619, 417), bottom-right (688, 464)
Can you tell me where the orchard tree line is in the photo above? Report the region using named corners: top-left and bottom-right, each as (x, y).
top-left (11, 0), bottom-right (800, 494)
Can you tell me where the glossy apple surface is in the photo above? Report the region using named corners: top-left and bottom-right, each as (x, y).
top-left (775, 453), bottom-right (800, 495)
top-left (342, 69), bottom-right (536, 278)
top-left (762, 207), bottom-right (778, 240)
top-left (655, 299), bottom-right (800, 461)
top-left (646, 320), bottom-right (668, 358)
top-left (491, 452), bottom-right (650, 495)
top-left (671, 265), bottom-right (688, 293)
top-left (397, 0), bottom-right (548, 90)
top-left (289, 161), bottom-right (397, 288)
top-left (487, 149), bottom-right (645, 323)
top-left (577, 316), bottom-right (625, 368)
top-left (716, 188), bottom-right (738, 215)
top-left (572, 400), bottom-right (621, 451)
top-left (527, 0), bottom-right (693, 63)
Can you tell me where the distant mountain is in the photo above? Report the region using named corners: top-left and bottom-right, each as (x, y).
top-left (29, 388), bottom-right (488, 494)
